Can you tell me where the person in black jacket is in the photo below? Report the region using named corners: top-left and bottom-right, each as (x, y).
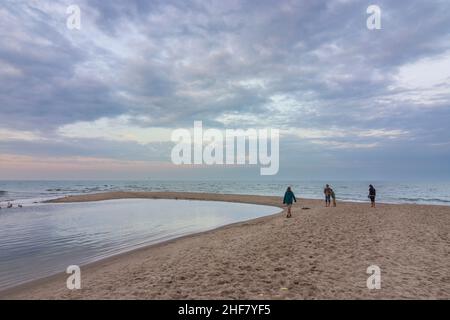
top-left (368, 185), bottom-right (376, 208)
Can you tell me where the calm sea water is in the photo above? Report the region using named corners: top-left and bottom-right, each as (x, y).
top-left (0, 199), bottom-right (280, 290)
top-left (0, 180), bottom-right (449, 206)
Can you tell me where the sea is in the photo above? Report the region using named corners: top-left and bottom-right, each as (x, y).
top-left (1, 180), bottom-right (450, 207)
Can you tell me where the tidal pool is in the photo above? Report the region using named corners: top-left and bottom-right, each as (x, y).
top-left (0, 198), bottom-right (280, 290)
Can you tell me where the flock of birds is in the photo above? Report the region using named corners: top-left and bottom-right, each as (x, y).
top-left (0, 202), bottom-right (23, 209)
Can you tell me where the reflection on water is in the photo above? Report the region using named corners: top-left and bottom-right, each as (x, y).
top-left (0, 199), bottom-right (280, 290)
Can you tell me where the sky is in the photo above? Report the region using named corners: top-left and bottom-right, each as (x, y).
top-left (0, 0), bottom-right (450, 181)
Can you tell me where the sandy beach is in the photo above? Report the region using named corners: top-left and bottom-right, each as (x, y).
top-left (1, 192), bottom-right (449, 299)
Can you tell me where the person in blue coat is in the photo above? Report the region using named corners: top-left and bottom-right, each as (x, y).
top-left (283, 186), bottom-right (297, 218)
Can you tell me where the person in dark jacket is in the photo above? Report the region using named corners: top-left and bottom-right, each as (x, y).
top-left (331, 188), bottom-right (336, 207)
top-left (283, 186), bottom-right (297, 218)
top-left (324, 184), bottom-right (332, 207)
top-left (368, 184), bottom-right (376, 207)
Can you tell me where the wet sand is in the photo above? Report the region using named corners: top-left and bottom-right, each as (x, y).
top-left (1, 192), bottom-right (449, 299)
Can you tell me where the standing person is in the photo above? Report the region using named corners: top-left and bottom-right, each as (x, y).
top-left (324, 184), bottom-right (332, 207)
top-left (331, 188), bottom-right (336, 207)
top-left (283, 186), bottom-right (297, 218)
top-left (368, 184), bottom-right (376, 207)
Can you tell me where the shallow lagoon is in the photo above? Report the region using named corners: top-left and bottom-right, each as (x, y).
top-left (0, 199), bottom-right (280, 290)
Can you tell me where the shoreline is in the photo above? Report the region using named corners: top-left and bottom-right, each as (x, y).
top-left (2, 188), bottom-right (450, 208)
top-left (1, 192), bottom-right (449, 299)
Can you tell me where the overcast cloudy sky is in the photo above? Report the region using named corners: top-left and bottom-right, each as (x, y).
top-left (1, 0), bottom-right (450, 180)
